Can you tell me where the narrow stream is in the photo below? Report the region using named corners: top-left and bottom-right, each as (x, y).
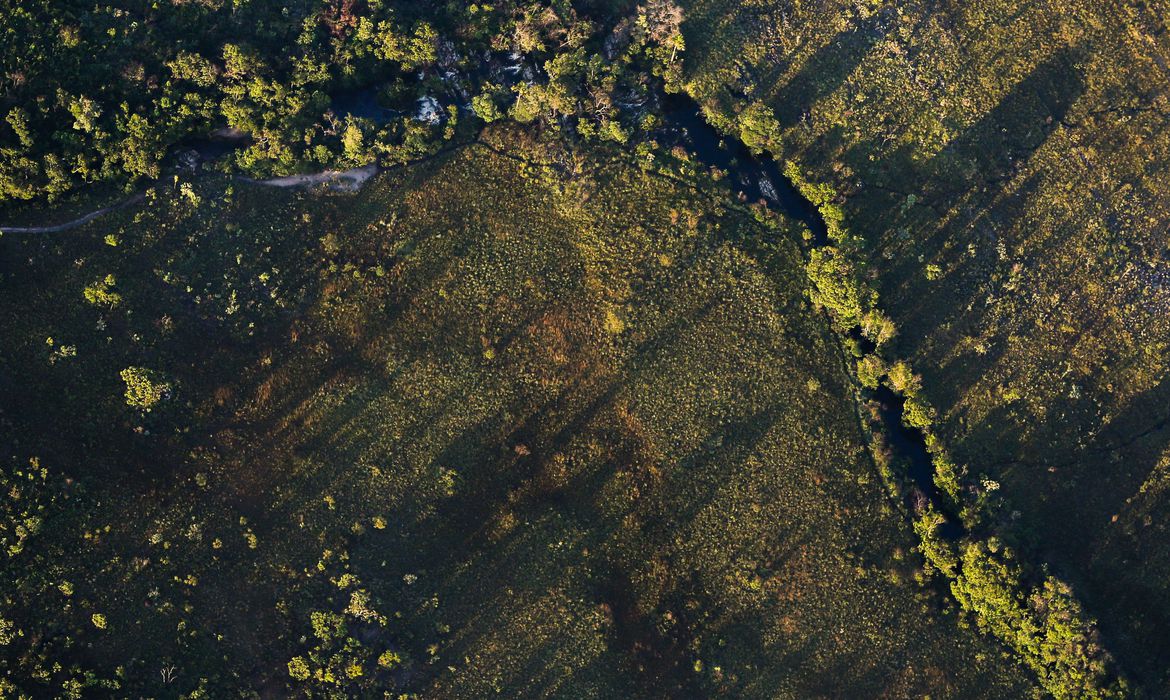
top-left (659, 94), bottom-right (828, 245)
top-left (4, 73), bottom-right (959, 539)
top-left (654, 93), bottom-right (961, 539)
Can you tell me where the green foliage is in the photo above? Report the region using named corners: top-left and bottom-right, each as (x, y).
top-left (0, 139), bottom-right (1034, 697)
top-left (310, 610), bottom-right (347, 643)
top-left (805, 247), bottom-right (873, 328)
top-left (783, 161), bottom-right (847, 241)
top-left (82, 274), bottom-right (121, 308)
top-left (472, 92), bottom-right (503, 123)
top-left (901, 395), bottom-right (936, 432)
top-left (737, 101), bottom-right (781, 154)
top-left (860, 310), bottom-right (897, 346)
top-left (855, 354), bottom-right (885, 389)
top-left (913, 507), bottom-right (958, 577)
top-left (931, 452), bottom-right (964, 503)
top-left (510, 84), bottom-right (548, 123)
top-left (119, 367), bottom-right (171, 410)
top-left (0, 1), bottom-right (443, 200)
top-left (682, 0), bottom-right (1162, 686)
top-left (0, 457), bottom-right (56, 558)
top-left (952, 542), bottom-right (1122, 699)
top-left (886, 360), bottom-right (921, 396)
top-left (289, 579), bottom-right (402, 695)
top-left (287, 656), bottom-right (311, 681)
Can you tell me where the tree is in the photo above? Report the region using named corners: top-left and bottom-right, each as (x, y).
top-left (120, 367), bottom-right (172, 410)
top-left (887, 360), bottom-right (921, 396)
top-left (471, 92), bottom-right (502, 123)
top-left (856, 354), bottom-right (885, 389)
top-left (83, 275), bottom-right (121, 308)
top-left (861, 310), bottom-right (897, 346)
top-left (806, 247), bottom-right (874, 328)
top-left (738, 101), bottom-right (781, 154)
top-left (634, 1), bottom-right (685, 89)
top-left (637, 0), bottom-right (684, 46)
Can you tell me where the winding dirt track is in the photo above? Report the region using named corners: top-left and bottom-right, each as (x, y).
top-left (0, 193), bottom-right (146, 234)
top-left (0, 165), bottom-right (379, 235)
top-left (238, 164), bottom-right (379, 192)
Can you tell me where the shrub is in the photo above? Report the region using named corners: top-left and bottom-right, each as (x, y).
top-left (806, 247), bottom-right (873, 328)
top-left (288, 656), bottom-right (311, 681)
top-left (310, 610), bottom-right (346, 643)
top-left (120, 367), bottom-right (172, 410)
top-left (378, 650), bottom-right (402, 669)
top-left (83, 274), bottom-right (121, 308)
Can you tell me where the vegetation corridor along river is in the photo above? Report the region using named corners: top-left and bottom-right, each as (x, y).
top-left (0, 83), bottom-right (959, 538)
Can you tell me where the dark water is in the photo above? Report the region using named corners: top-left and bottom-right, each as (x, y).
top-left (330, 88), bottom-right (400, 124)
top-left (171, 129), bottom-right (250, 167)
top-left (873, 385), bottom-right (965, 539)
top-left (659, 98), bottom-right (961, 537)
top-left (166, 78), bottom-right (955, 539)
top-left (660, 93), bottom-right (828, 245)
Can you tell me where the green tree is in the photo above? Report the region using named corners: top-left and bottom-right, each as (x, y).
top-left (738, 101), bottom-right (781, 154)
top-left (856, 354), bottom-right (885, 389)
top-left (83, 275), bottom-right (121, 308)
top-left (120, 367), bottom-right (172, 410)
top-left (472, 91), bottom-right (500, 122)
top-left (806, 247), bottom-right (873, 328)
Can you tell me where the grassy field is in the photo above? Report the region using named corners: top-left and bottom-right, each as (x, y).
top-left (0, 129), bottom-right (1034, 696)
top-left (680, 0), bottom-right (1170, 691)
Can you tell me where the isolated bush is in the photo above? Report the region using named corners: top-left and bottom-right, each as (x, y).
top-left (119, 367), bottom-right (171, 410)
top-left (83, 275), bottom-right (121, 308)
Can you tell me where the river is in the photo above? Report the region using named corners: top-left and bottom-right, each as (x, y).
top-left (654, 93), bottom-right (959, 538)
top-left (658, 93), bottom-right (828, 245)
top-left (0, 77), bottom-right (958, 540)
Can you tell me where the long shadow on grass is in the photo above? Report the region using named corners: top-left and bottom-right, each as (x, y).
top-left (875, 47), bottom-right (1085, 318)
top-left (763, 8), bottom-right (893, 125)
top-left (971, 374), bottom-right (1170, 691)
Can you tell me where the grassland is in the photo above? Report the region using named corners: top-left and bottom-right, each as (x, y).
top-left (679, 0), bottom-right (1170, 692)
top-left (0, 128), bottom-right (1035, 696)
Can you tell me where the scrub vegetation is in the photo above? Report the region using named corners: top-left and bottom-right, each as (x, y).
top-left (1, 134), bottom-right (1032, 696)
top-left (680, 0), bottom-right (1170, 695)
top-left (1, 0), bottom-right (1165, 697)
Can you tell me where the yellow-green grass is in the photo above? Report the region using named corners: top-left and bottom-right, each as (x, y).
top-left (0, 133), bottom-right (1032, 696)
top-left (680, 0), bottom-right (1170, 689)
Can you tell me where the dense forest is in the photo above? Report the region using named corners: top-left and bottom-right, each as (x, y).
top-left (2, 0), bottom-right (1167, 698)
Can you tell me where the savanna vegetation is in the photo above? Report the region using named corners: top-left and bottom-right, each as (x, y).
top-left (679, 0), bottom-right (1170, 694)
top-left (2, 0), bottom-right (1165, 696)
top-left (1, 131), bottom-right (1038, 696)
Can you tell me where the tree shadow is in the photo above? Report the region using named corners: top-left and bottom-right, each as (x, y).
top-left (764, 8), bottom-right (894, 125)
